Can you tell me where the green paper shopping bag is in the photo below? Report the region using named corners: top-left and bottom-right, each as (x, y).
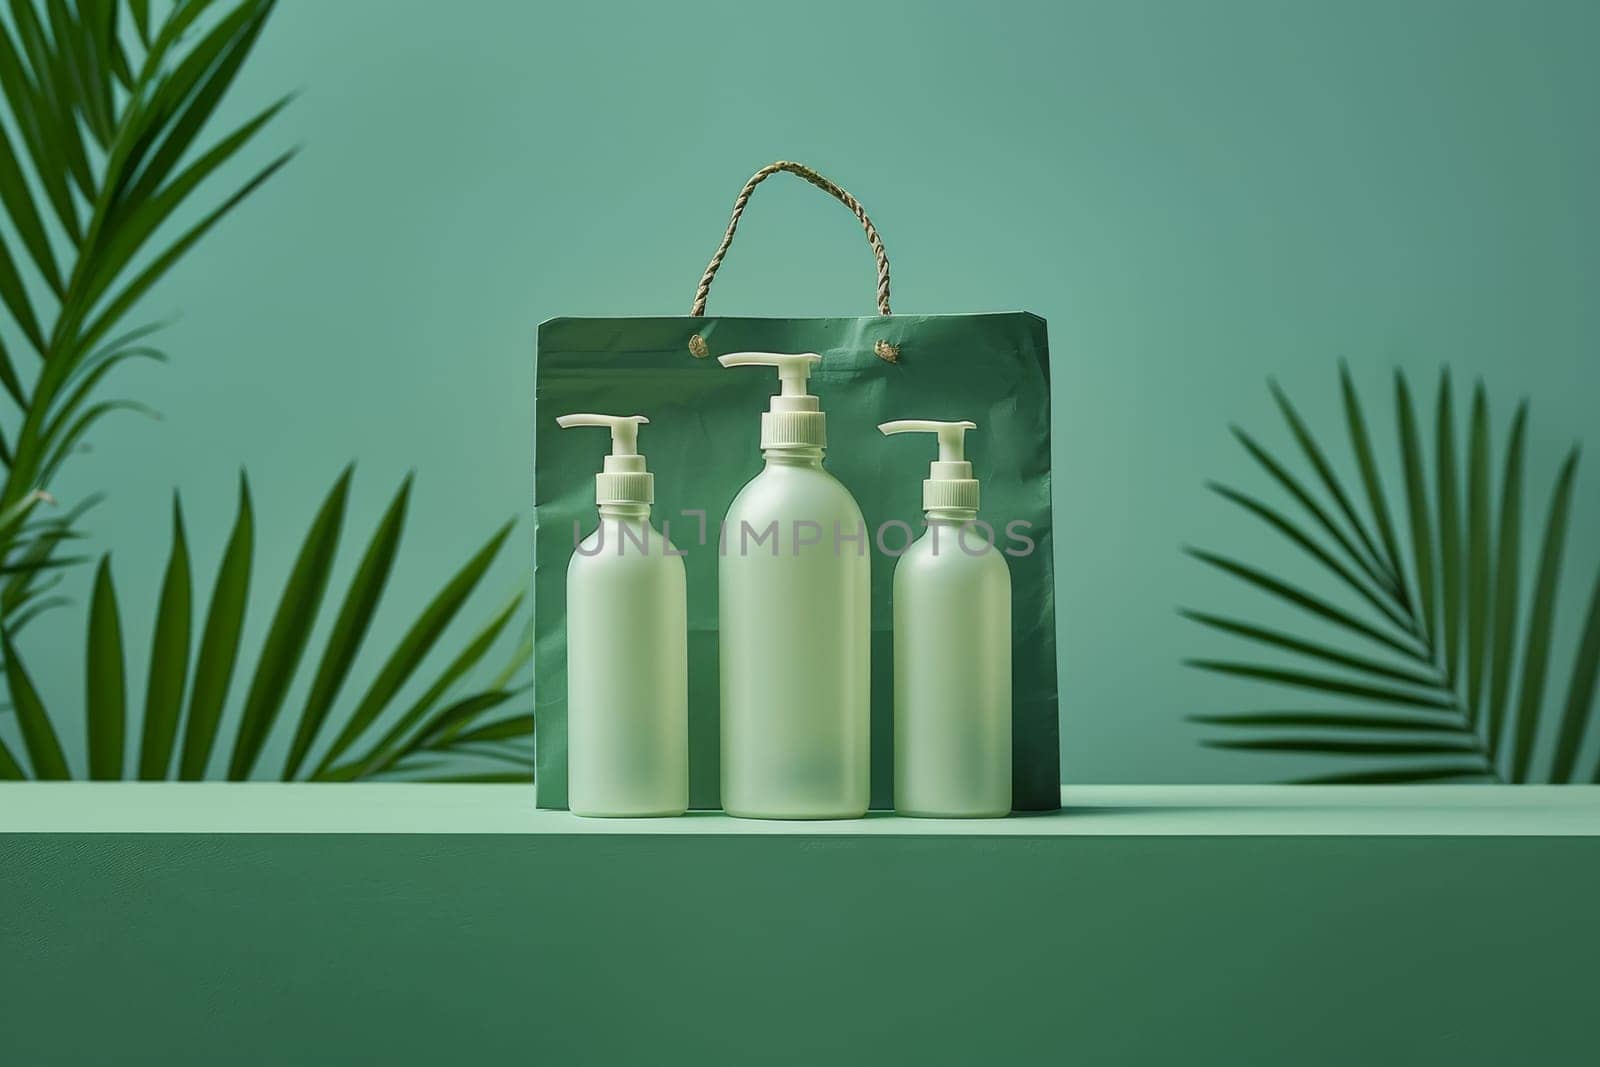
top-left (535, 161), bottom-right (1059, 810)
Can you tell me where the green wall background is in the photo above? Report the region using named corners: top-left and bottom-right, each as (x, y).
top-left (11, 0), bottom-right (1600, 782)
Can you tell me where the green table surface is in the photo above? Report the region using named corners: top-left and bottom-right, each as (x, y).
top-left (4, 785), bottom-right (1598, 1067)
top-left (3, 782), bottom-right (1599, 834)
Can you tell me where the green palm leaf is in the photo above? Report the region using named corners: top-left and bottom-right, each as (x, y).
top-left (1190, 367), bottom-right (1599, 783)
top-left (1180, 611), bottom-right (1441, 689)
top-left (178, 473), bottom-right (254, 780)
top-left (5, 467), bottom-right (526, 781)
top-left (0, 733), bottom-right (22, 778)
top-left (1339, 363), bottom-right (1408, 605)
top-left (0, 0), bottom-right (291, 646)
top-left (1186, 660), bottom-right (1454, 710)
top-left (1508, 452), bottom-right (1578, 781)
top-left (1207, 736), bottom-right (1481, 757)
top-left (442, 714), bottom-right (534, 747)
top-left (1270, 380), bottom-right (1399, 595)
top-left (1434, 371), bottom-right (1463, 686)
top-left (85, 94), bottom-right (293, 314)
top-left (10, 594), bottom-right (67, 634)
top-left (1551, 568), bottom-right (1600, 783)
top-left (0, 0), bottom-right (513, 792)
top-left (0, 489), bottom-right (49, 541)
top-left (366, 690), bottom-right (531, 782)
top-left (312, 520), bottom-right (516, 777)
top-left (1186, 547), bottom-right (1420, 659)
top-left (0, 11), bottom-right (81, 241)
top-left (137, 494), bottom-right (190, 779)
top-left (85, 555), bottom-right (125, 779)
top-left (9, 1), bottom-right (93, 200)
top-left (1, 624), bottom-right (67, 777)
top-left (115, 1), bottom-right (275, 206)
top-left (1190, 710), bottom-right (1464, 733)
top-left (45, 0), bottom-right (113, 145)
top-left (0, 225), bottom-right (45, 351)
top-left (1394, 372), bottom-right (1436, 642)
top-left (2, 493), bottom-right (100, 618)
top-left (282, 475), bottom-right (413, 779)
top-left (1230, 426), bottom-right (1401, 612)
top-left (335, 592), bottom-right (527, 780)
top-left (129, 0), bottom-right (150, 45)
top-left (45, 345), bottom-right (166, 441)
top-left (1484, 405), bottom-right (1526, 751)
top-left (0, 121), bottom-right (61, 293)
top-left (1463, 385), bottom-right (1491, 722)
top-left (226, 466), bottom-right (351, 779)
top-left (1204, 483), bottom-right (1414, 636)
top-left (78, 148), bottom-right (295, 357)
top-left (0, 335), bottom-right (27, 409)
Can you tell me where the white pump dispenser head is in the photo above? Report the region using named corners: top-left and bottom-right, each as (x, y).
top-left (555, 413), bottom-right (654, 505)
top-left (718, 352), bottom-right (826, 449)
top-left (878, 419), bottom-right (980, 511)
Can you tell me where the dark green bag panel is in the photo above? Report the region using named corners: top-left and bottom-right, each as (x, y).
top-left (534, 164), bottom-right (1059, 810)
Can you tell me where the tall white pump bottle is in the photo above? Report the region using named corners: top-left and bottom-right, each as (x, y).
top-left (718, 353), bottom-right (870, 820)
top-left (879, 419), bottom-right (1012, 817)
top-left (557, 413), bottom-right (687, 818)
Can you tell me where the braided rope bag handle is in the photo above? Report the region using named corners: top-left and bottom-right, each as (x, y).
top-left (690, 161), bottom-right (898, 362)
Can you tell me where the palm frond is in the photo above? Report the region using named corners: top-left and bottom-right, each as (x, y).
top-left (1434, 372), bottom-right (1463, 687)
top-left (1190, 367), bottom-right (1599, 783)
top-left (1185, 547), bottom-right (1422, 660)
top-left (177, 470), bottom-right (253, 779)
top-left (1180, 610), bottom-right (1441, 689)
top-left (383, 703), bottom-right (535, 784)
top-left (1202, 483), bottom-right (1415, 636)
top-left (310, 520), bottom-right (516, 778)
top-left (1463, 386), bottom-right (1491, 722)
top-left (85, 555), bottom-right (126, 779)
top-left (1551, 568), bottom-right (1600, 783)
top-left (1484, 405), bottom-right (1526, 749)
top-left (1293, 763), bottom-right (1493, 785)
top-left (282, 475), bottom-right (412, 779)
top-left (1206, 736), bottom-right (1483, 757)
top-left (137, 493), bottom-right (189, 778)
top-left (1186, 659), bottom-right (1454, 710)
top-left (1339, 362), bottom-right (1408, 600)
top-left (0, 0), bottom-right (291, 635)
top-left (1230, 425), bottom-right (1403, 615)
top-left (2, 468), bottom-right (525, 780)
top-left (1394, 372), bottom-right (1436, 641)
top-left (328, 591), bottom-right (526, 781)
top-left (1190, 710), bottom-right (1465, 733)
top-left (1269, 380), bottom-right (1401, 597)
top-left (1507, 451), bottom-right (1578, 780)
top-left (0, 624), bottom-right (68, 777)
top-left (226, 466), bottom-right (351, 779)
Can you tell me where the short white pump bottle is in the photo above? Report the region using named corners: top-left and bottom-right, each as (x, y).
top-left (879, 419), bottom-right (1012, 817)
top-left (717, 352), bottom-right (870, 820)
top-left (556, 413), bottom-right (688, 818)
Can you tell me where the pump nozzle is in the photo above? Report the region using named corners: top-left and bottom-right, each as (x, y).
top-left (878, 419), bottom-right (981, 511)
top-left (555, 413), bottom-right (647, 456)
top-left (879, 420), bottom-right (977, 463)
top-left (718, 352), bottom-right (827, 449)
top-left (718, 352), bottom-right (820, 399)
top-left (556, 413), bottom-right (654, 505)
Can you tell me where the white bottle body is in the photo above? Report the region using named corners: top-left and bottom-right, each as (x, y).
top-left (720, 449), bottom-right (870, 819)
top-left (566, 507), bottom-right (688, 817)
top-left (893, 514), bottom-right (1012, 817)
